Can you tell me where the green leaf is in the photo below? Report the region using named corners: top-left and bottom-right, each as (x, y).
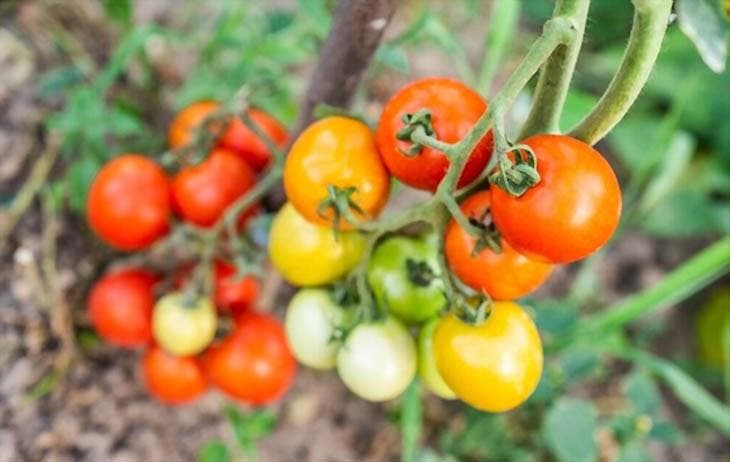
top-left (617, 440), bottom-right (650, 462)
top-left (297, 0), bottom-right (332, 38)
top-left (102, 0), bottom-right (133, 27)
top-left (225, 406), bottom-right (277, 450)
top-left (559, 348), bottom-right (600, 382)
top-left (648, 421), bottom-right (684, 444)
top-left (532, 299), bottom-right (579, 337)
top-left (676, 0), bottom-right (728, 73)
top-left (642, 188), bottom-right (722, 237)
top-left (198, 440), bottom-right (230, 462)
top-left (375, 45), bottom-right (410, 74)
top-left (623, 369), bottom-right (661, 414)
top-left (66, 157), bottom-right (102, 212)
top-left (544, 398), bottom-right (598, 462)
top-left (39, 66), bottom-right (86, 99)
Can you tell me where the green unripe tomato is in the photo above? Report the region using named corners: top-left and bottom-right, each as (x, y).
top-left (418, 318), bottom-right (456, 399)
top-left (285, 289), bottom-right (346, 370)
top-left (695, 288), bottom-right (730, 370)
top-left (152, 292), bottom-right (217, 356)
top-left (367, 234), bottom-right (447, 324)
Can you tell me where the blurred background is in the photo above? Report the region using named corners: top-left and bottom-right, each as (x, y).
top-left (0, 0), bottom-right (728, 460)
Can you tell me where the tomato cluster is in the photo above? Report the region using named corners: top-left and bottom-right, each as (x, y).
top-left (274, 77), bottom-right (621, 412)
top-left (85, 103), bottom-right (295, 405)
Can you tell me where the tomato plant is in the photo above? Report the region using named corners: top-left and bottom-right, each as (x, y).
top-left (433, 302), bottom-right (543, 412)
top-left (285, 289), bottom-right (346, 370)
top-left (87, 268), bottom-right (158, 347)
top-left (367, 234), bottom-right (447, 323)
top-left (268, 203), bottom-right (365, 286)
top-left (152, 292), bottom-right (217, 356)
top-left (142, 345), bottom-right (208, 405)
top-left (205, 312), bottom-right (296, 404)
top-left (175, 260), bottom-right (260, 315)
top-left (376, 77), bottom-right (494, 191)
top-left (87, 154), bottom-right (170, 250)
top-left (336, 317), bottom-right (417, 402)
top-left (283, 116), bottom-right (390, 229)
top-left (171, 148), bottom-right (257, 228)
top-left (445, 190), bottom-right (553, 300)
top-left (490, 135), bottom-right (622, 264)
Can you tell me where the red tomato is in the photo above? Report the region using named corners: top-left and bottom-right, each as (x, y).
top-left (142, 345), bottom-right (208, 405)
top-left (490, 135), bottom-right (622, 263)
top-left (218, 108), bottom-right (288, 171)
top-left (204, 312), bottom-right (296, 404)
top-left (174, 260), bottom-right (260, 315)
top-left (445, 191), bottom-right (554, 300)
top-left (87, 268), bottom-right (158, 347)
top-left (169, 102), bottom-right (287, 171)
top-left (87, 154), bottom-right (170, 250)
top-left (171, 148), bottom-right (257, 227)
top-left (376, 77), bottom-right (493, 191)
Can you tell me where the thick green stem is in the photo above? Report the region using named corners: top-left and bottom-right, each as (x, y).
top-left (550, 236), bottom-right (730, 350)
top-left (519, 0), bottom-right (590, 138)
top-left (400, 379), bottom-right (423, 462)
top-left (570, 0), bottom-right (672, 144)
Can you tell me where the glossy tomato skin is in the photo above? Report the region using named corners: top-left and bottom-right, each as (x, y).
top-left (205, 312), bottom-right (296, 404)
top-left (336, 317), bottom-right (417, 402)
top-left (284, 116), bottom-right (390, 228)
top-left (376, 78), bottom-right (493, 191)
top-left (418, 318), bottom-right (456, 399)
top-left (218, 108), bottom-right (288, 171)
top-left (446, 191), bottom-right (554, 300)
top-left (168, 102), bottom-right (287, 171)
top-left (433, 302), bottom-right (543, 412)
top-left (87, 154), bottom-right (170, 250)
top-left (171, 148), bottom-right (257, 228)
top-left (152, 292), bottom-right (217, 356)
top-left (269, 203), bottom-right (365, 286)
top-left (285, 289), bottom-right (347, 370)
top-left (491, 135), bottom-right (622, 264)
top-left (367, 234), bottom-right (446, 324)
top-left (142, 345), bottom-right (208, 405)
top-left (168, 101), bottom-right (220, 150)
top-left (87, 269), bottom-right (158, 347)
top-left (695, 288), bottom-right (730, 369)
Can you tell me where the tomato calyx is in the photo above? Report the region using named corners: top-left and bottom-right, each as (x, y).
top-left (317, 184), bottom-right (367, 234)
top-left (395, 108), bottom-right (436, 157)
top-left (489, 144), bottom-right (541, 197)
top-left (405, 258), bottom-right (437, 287)
top-left (466, 206), bottom-right (503, 256)
top-left (451, 294), bottom-right (494, 326)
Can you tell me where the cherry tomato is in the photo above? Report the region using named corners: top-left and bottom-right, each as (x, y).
top-left (152, 292), bottom-right (217, 356)
top-left (367, 234), bottom-right (446, 323)
top-left (376, 77), bottom-right (493, 191)
top-left (168, 101), bottom-right (221, 150)
top-left (141, 345), bottom-right (208, 405)
top-left (171, 148), bottom-right (257, 228)
top-left (284, 116), bottom-right (390, 229)
top-left (285, 289), bottom-right (347, 370)
top-left (268, 203), bottom-right (365, 286)
top-left (174, 260), bottom-right (260, 316)
top-left (490, 135), bottom-right (622, 264)
top-left (87, 268), bottom-right (158, 347)
top-left (204, 312), bottom-right (296, 404)
top-left (433, 302), bottom-right (543, 412)
top-left (695, 287), bottom-right (730, 370)
top-left (418, 318), bottom-right (456, 399)
top-left (168, 101), bottom-right (287, 171)
top-left (336, 317), bottom-right (416, 402)
top-left (87, 154), bottom-right (170, 250)
top-left (445, 190), bottom-right (554, 300)
top-left (218, 107), bottom-right (288, 171)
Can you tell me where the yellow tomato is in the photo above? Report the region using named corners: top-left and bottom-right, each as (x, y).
top-left (152, 292), bottom-right (217, 356)
top-left (268, 203), bottom-right (365, 286)
top-left (433, 302), bottom-right (543, 412)
top-left (283, 116), bottom-right (390, 229)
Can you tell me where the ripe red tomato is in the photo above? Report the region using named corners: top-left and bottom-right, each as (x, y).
top-left (376, 77), bottom-right (493, 191)
top-left (204, 312), bottom-right (296, 404)
top-left (445, 191), bottom-right (554, 300)
top-left (142, 345), bottom-right (208, 405)
top-left (87, 154), bottom-right (170, 250)
top-left (168, 101), bottom-right (287, 171)
top-left (218, 108), bottom-right (288, 171)
top-left (490, 135), bottom-right (622, 263)
top-left (174, 260), bottom-right (260, 315)
top-left (171, 148), bottom-right (257, 227)
top-left (87, 268), bottom-right (158, 347)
